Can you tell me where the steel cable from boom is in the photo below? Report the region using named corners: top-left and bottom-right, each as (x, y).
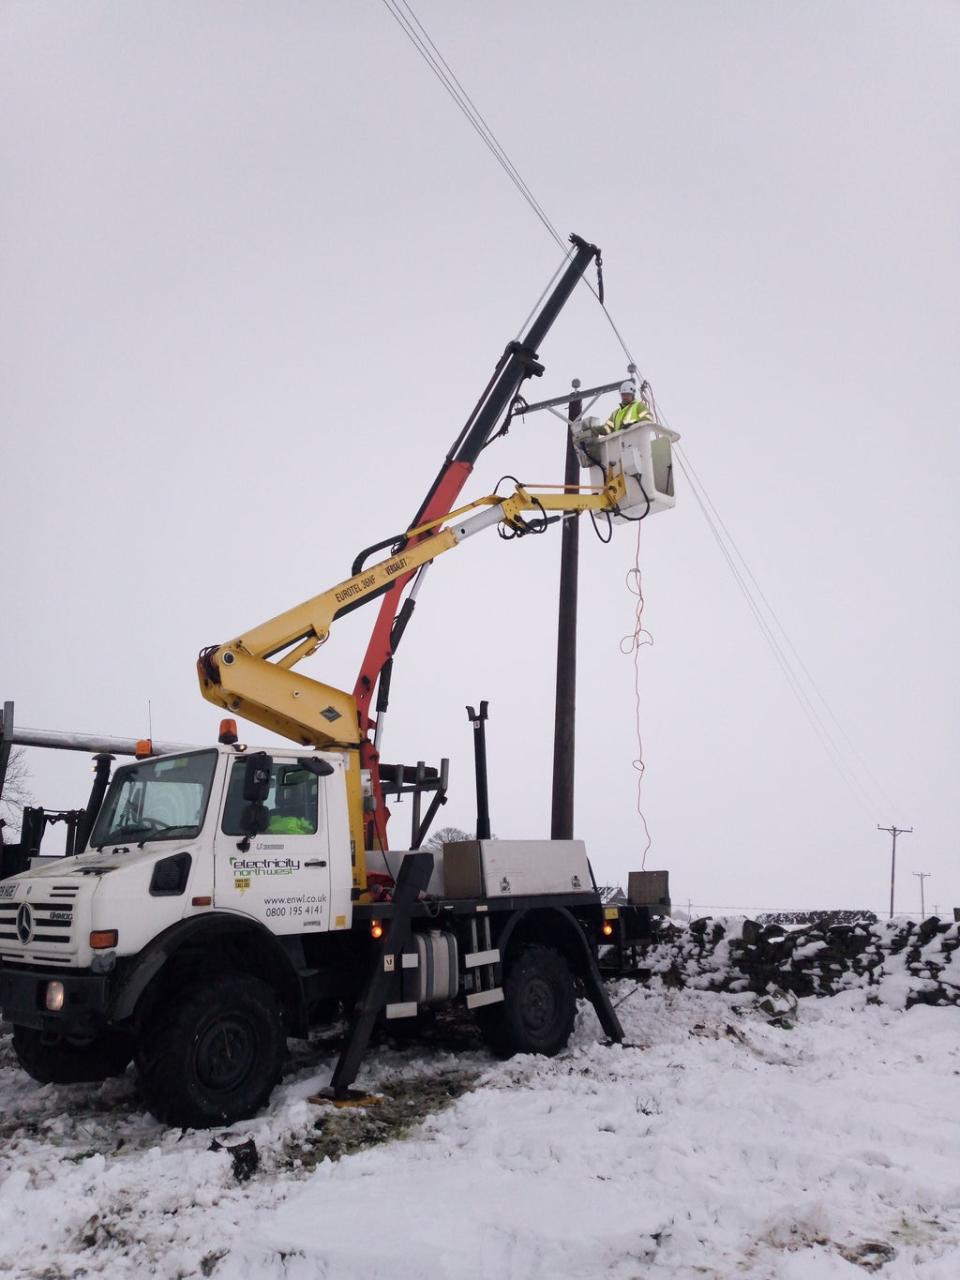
top-left (514, 247), bottom-right (575, 339)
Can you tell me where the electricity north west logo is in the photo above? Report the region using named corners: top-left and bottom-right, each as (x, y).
top-left (229, 857), bottom-right (301, 876)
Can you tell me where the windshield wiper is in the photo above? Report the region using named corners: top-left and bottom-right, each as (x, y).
top-left (93, 823), bottom-right (199, 851)
top-left (136, 824), bottom-right (200, 848)
top-left (95, 823), bottom-right (158, 849)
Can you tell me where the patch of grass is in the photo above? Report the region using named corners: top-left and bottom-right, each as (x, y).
top-left (282, 1068), bottom-right (479, 1169)
top-left (76, 1212), bottom-right (134, 1251)
top-left (835, 1240), bottom-right (897, 1272)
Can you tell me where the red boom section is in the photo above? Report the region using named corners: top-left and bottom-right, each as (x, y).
top-left (349, 235), bottom-right (602, 853)
top-left (353, 460), bottom-right (473, 851)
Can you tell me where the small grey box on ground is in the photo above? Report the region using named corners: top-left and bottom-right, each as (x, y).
top-left (628, 870), bottom-right (670, 909)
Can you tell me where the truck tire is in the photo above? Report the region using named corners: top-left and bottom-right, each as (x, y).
top-left (12, 1024), bottom-right (133, 1085)
top-left (135, 974), bottom-right (284, 1129)
top-left (479, 944), bottom-right (576, 1058)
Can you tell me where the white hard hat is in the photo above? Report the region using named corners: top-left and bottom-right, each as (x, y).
top-left (620, 380), bottom-right (636, 395)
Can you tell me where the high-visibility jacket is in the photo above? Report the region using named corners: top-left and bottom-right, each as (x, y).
top-left (267, 814), bottom-right (315, 835)
top-left (602, 399), bottom-right (653, 434)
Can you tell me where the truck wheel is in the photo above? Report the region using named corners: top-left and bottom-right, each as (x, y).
top-left (135, 974), bottom-right (284, 1129)
top-left (479, 944), bottom-right (576, 1058)
top-left (12, 1025), bottom-right (133, 1084)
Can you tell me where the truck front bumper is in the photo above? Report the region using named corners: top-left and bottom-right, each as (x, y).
top-left (0, 965), bottom-right (109, 1037)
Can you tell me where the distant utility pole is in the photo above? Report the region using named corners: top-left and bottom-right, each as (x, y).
top-left (878, 825), bottom-right (913, 918)
top-left (913, 871), bottom-right (931, 918)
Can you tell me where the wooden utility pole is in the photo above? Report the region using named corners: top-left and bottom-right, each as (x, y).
top-left (550, 379), bottom-right (583, 839)
top-left (878, 824), bottom-right (913, 918)
top-left (913, 870), bottom-right (930, 918)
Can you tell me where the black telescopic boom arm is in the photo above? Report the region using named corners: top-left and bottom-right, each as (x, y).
top-left (410, 233), bottom-right (601, 527)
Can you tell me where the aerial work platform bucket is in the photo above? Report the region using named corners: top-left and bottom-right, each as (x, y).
top-left (573, 417), bottom-right (679, 522)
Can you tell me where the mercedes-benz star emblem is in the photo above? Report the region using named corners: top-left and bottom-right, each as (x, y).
top-left (16, 903), bottom-right (34, 945)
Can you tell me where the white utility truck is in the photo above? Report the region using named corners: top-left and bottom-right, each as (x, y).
top-left (0, 235), bottom-right (676, 1126)
top-left (0, 736), bottom-right (629, 1127)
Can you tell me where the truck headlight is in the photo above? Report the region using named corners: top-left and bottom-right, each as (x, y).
top-left (45, 981), bottom-right (65, 1012)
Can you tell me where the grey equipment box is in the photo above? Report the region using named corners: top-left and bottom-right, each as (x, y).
top-left (442, 839), bottom-right (592, 900)
top-left (627, 870), bottom-right (671, 914)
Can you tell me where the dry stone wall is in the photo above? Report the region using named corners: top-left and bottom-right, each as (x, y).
top-left (639, 915), bottom-right (960, 1009)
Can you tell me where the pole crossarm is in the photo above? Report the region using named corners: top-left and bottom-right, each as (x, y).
top-left (517, 378), bottom-right (631, 417)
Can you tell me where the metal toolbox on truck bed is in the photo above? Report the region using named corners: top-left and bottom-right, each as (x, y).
top-left (442, 839), bottom-right (592, 899)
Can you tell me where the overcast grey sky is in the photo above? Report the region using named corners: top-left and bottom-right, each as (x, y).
top-left (2, 0), bottom-right (958, 915)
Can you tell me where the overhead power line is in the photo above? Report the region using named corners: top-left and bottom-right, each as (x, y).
top-left (380, 0), bottom-right (640, 370)
top-left (379, 0), bottom-right (895, 825)
top-left (379, 0), bottom-right (565, 250)
top-left (671, 441), bottom-right (893, 812)
top-left (672, 443), bottom-right (886, 819)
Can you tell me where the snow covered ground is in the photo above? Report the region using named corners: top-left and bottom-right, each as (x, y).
top-left (1, 983), bottom-right (959, 1279)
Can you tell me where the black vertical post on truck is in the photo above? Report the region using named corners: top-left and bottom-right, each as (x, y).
top-left (467, 702), bottom-right (492, 841)
top-left (0, 702), bottom-right (13, 809)
top-left (76, 754), bottom-right (114, 853)
top-left (551, 381), bottom-right (583, 839)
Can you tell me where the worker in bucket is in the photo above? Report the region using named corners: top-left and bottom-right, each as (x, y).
top-left (602, 380), bottom-right (653, 434)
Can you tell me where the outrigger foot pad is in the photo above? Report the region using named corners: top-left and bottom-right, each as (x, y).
top-left (308, 1086), bottom-right (384, 1109)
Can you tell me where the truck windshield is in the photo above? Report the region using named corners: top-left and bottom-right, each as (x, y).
top-left (90, 750), bottom-right (219, 850)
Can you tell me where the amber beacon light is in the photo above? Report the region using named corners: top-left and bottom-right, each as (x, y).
top-left (218, 718), bottom-right (239, 744)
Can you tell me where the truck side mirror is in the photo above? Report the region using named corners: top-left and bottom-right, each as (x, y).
top-left (243, 753), bottom-right (273, 804)
top-left (295, 756), bottom-right (335, 778)
top-left (240, 802), bottom-right (270, 839)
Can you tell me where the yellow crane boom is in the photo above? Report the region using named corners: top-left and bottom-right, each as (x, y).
top-left (196, 474), bottom-right (628, 750)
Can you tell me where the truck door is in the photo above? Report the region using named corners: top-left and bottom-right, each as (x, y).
top-left (213, 756), bottom-right (332, 934)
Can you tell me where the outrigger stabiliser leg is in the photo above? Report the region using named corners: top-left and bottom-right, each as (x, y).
top-left (323, 850), bottom-right (435, 1101)
top-left (582, 950), bottom-right (625, 1044)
